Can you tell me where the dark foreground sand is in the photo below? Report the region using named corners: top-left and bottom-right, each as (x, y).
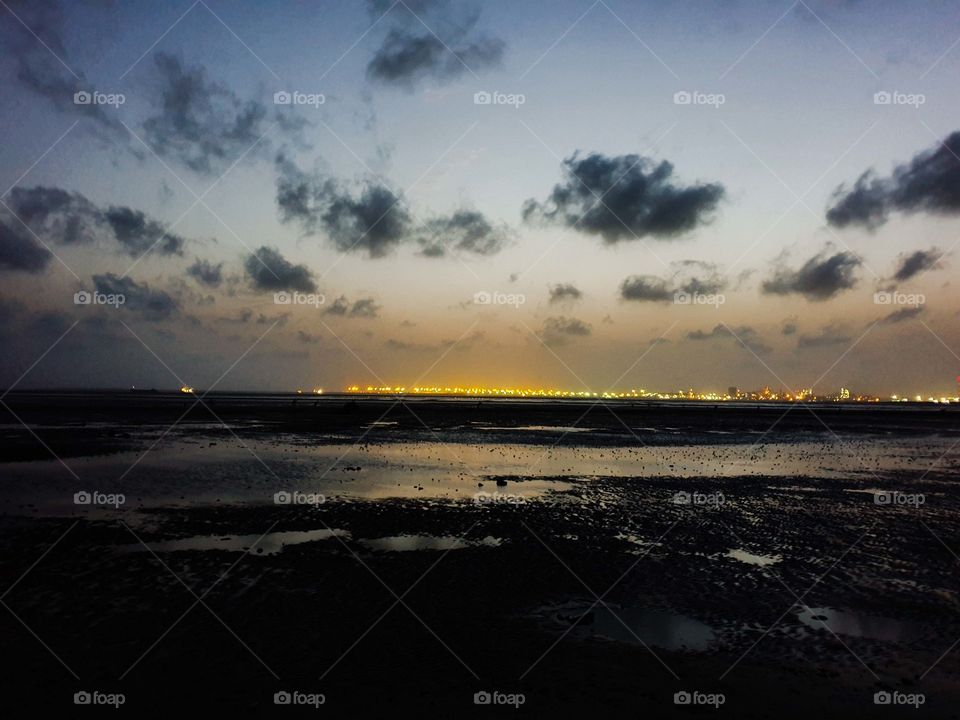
top-left (1, 395), bottom-right (959, 717)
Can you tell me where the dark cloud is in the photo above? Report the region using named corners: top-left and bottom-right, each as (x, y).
top-left (143, 53), bottom-right (272, 175)
top-left (276, 154), bottom-right (507, 259)
top-left (7, 186), bottom-right (186, 257)
top-left (368, 30), bottom-right (503, 87)
top-left (8, 186), bottom-right (99, 245)
top-left (186, 258), bottom-right (224, 287)
top-left (244, 246), bottom-right (316, 293)
top-left (104, 207), bottom-right (185, 257)
top-left (796, 325), bottom-right (852, 349)
top-left (93, 273), bottom-right (178, 321)
top-left (323, 295), bottom-right (381, 319)
top-left (880, 306), bottom-right (923, 324)
top-left (365, 1), bottom-right (504, 88)
top-left (276, 155), bottom-right (412, 258)
top-left (542, 316), bottom-right (591, 344)
top-left (0, 220), bottom-right (52, 273)
top-left (827, 132), bottom-right (960, 229)
top-left (619, 262), bottom-right (727, 303)
top-left (891, 248), bottom-right (944, 283)
top-left (2, 0), bottom-right (124, 138)
top-left (319, 181), bottom-right (412, 257)
top-left (524, 152), bottom-right (725, 243)
top-left (761, 250), bottom-right (861, 301)
top-left (675, 261), bottom-right (727, 295)
top-left (548, 283), bottom-right (583, 304)
top-left (687, 324), bottom-right (771, 354)
top-left (619, 275), bottom-right (673, 302)
top-left (417, 210), bottom-right (510, 257)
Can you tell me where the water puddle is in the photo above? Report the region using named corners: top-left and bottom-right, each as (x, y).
top-left (123, 528), bottom-right (348, 555)
top-left (726, 548), bottom-right (781, 566)
top-left (538, 601), bottom-right (716, 652)
top-left (796, 607), bottom-right (918, 642)
top-left (359, 534), bottom-right (502, 552)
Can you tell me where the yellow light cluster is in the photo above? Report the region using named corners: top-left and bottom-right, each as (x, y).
top-left (342, 385), bottom-right (960, 403)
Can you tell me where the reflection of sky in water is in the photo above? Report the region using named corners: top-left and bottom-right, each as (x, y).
top-left (123, 529), bottom-right (348, 556)
top-left (359, 535), bottom-right (502, 552)
top-left (796, 607), bottom-right (917, 642)
top-left (726, 548), bottom-right (781, 566)
top-left (593, 607), bottom-right (716, 652)
top-left (1, 432), bottom-right (955, 515)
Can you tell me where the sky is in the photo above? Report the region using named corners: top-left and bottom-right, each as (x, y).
top-left (1, 0), bottom-right (959, 396)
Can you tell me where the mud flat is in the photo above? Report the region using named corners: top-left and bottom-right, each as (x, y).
top-left (1, 396), bottom-right (958, 716)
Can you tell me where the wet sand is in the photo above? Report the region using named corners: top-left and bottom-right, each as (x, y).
top-left (1, 395), bottom-right (959, 717)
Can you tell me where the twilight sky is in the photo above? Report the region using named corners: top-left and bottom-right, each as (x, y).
top-left (1, 0), bottom-right (959, 395)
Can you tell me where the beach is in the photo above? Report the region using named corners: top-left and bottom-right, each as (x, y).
top-left (1, 392), bottom-right (958, 716)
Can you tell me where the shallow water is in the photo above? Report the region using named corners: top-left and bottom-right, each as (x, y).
top-left (1, 430), bottom-right (956, 515)
top-left (359, 534), bottom-right (502, 552)
top-left (795, 606), bottom-right (918, 641)
top-left (122, 528), bottom-right (349, 555)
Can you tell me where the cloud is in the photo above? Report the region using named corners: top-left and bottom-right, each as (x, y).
top-left (2, 0), bottom-right (124, 138)
top-left (103, 207), bottom-right (185, 257)
top-left (891, 248), bottom-right (944, 283)
top-left (142, 53), bottom-right (273, 175)
top-left (620, 262), bottom-right (728, 302)
top-left (244, 246), bottom-right (316, 292)
top-left (276, 155), bottom-right (412, 258)
top-left (548, 283), bottom-right (583, 304)
top-left (541, 316), bottom-right (592, 344)
top-left (0, 220), bottom-right (52, 273)
top-left (686, 324), bottom-right (771, 354)
top-left (827, 131), bottom-right (960, 229)
top-left (796, 325), bottom-right (852, 349)
top-left (7, 186), bottom-right (186, 257)
top-left (761, 249), bottom-right (861, 301)
top-left (276, 154), bottom-right (508, 258)
top-left (365, 1), bottom-right (504, 88)
top-left (93, 273), bottom-right (178, 320)
top-left (323, 295), bottom-right (381, 319)
top-left (368, 30), bottom-right (503, 87)
top-left (186, 258), bottom-right (224, 287)
top-left (879, 306), bottom-right (923, 324)
top-left (524, 152), bottom-right (725, 243)
top-left (619, 275), bottom-right (673, 302)
top-left (417, 210), bottom-right (510, 257)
